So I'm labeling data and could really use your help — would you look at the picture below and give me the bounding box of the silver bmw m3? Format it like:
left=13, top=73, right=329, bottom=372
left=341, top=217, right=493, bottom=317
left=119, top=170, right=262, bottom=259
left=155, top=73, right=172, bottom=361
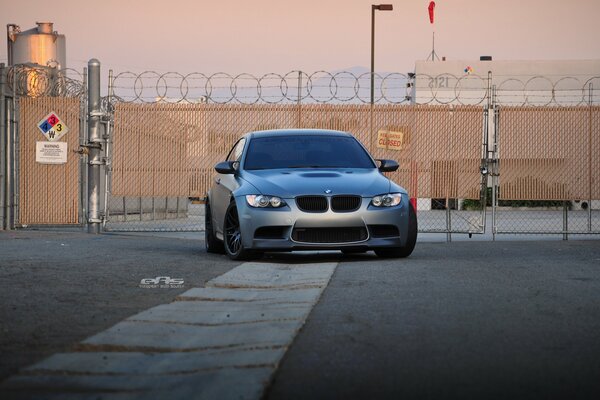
left=205, top=129, right=417, bottom=260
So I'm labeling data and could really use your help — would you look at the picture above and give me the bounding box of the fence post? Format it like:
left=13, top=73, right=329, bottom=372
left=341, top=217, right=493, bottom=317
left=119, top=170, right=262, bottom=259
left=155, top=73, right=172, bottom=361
left=563, top=201, right=568, bottom=240
left=103, top=69, right=114, bottom=229
left=297, top=70, right=302, bottom=127
left=0, top=63, right=6, bottom=230
left=588, top=83, right=593, bottom=232
left=4, top=65, right=16, bottom=230
left=79, top=67, right=88, bottom=226
left=87, top=59, right=105, bottom=233
left=488, top=74, right=499, bottom=241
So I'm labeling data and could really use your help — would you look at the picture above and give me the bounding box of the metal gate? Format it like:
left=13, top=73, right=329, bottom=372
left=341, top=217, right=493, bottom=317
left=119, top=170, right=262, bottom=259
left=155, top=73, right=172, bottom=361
left=104, top=101, right=489, bottom=233
left=1, top=65, right=86, bottom=229
left=101, top=69, right=599, bottom=237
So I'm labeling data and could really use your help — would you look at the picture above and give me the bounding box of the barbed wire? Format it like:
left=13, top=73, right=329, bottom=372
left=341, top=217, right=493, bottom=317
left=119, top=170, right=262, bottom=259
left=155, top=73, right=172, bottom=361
left=5, top=65, right=85, bottom=98
left=4, top=65, right=599, bottom=106
left=109, top=70, right=600, bottom=106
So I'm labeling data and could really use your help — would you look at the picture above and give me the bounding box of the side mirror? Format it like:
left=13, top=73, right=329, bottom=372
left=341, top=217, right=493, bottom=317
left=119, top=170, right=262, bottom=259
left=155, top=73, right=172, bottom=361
left=215, top=161, right=237, bottom=174
left=377, top=159, right=399, bottom=172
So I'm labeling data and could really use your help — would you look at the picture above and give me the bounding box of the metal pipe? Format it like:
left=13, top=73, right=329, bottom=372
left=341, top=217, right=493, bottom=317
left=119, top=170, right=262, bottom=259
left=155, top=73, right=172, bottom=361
left=103, top=69, right=114, bottom=229
left=5, top=66, right=14, bottom=229
left=297, top=70, right=302, bottom=127
left=446, top=199, right=452, bottom=242
left=87, top=59, right=103, bottom=233
left=0, top=63, right=6, bottom=230
left=563, top=201, right=568, bottom=240
left=370, top=5, right=375, bottom=106
left=588, top=83, right=593, bottom=232
left=12, top=76, right=19, bottom=226
left=78, top=67, right=88, bottom=226
left=102, top=112, right=111, bottom=229
left=369, top=5, right=392, bottom=152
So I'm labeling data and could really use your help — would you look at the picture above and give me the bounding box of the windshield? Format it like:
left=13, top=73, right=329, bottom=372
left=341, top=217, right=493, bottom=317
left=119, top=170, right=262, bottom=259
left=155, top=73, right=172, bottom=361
left=244, top=135, right=376, bottom=170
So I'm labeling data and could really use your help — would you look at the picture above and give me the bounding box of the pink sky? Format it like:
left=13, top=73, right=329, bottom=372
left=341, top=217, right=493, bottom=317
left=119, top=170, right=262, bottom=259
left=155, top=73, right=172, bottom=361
left=2, top=0, right=599, bottom=74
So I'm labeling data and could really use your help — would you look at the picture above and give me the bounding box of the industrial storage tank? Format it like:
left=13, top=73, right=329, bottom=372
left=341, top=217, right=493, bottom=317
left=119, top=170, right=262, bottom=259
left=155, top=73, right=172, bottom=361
left=6, top=22, right=69, bottom=96
left=7, top=22, right=66, bottom=69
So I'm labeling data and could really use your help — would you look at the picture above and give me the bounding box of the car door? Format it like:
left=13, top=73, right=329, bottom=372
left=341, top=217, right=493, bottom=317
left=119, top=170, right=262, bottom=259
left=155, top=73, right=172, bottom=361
left=212, top=138, right=246, bottom=238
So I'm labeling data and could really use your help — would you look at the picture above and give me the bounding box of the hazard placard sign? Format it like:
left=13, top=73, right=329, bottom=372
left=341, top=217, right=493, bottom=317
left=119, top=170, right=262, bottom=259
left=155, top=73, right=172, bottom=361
left=37, top=112, right=69, bottom=142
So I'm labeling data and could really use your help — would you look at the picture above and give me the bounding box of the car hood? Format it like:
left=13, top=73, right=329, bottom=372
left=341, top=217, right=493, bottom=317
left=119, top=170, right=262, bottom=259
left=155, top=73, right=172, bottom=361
left=240, top=168, right=393, bottom=198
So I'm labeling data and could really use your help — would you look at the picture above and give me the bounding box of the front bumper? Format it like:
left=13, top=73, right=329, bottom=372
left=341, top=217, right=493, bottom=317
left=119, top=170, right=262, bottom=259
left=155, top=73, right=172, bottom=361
left=235, top=194, right=411, bottom=251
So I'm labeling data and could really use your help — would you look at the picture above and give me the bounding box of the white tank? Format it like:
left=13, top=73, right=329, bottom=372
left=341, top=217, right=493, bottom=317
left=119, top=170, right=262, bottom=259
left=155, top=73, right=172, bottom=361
left=7, top=22, right=67, bottom=69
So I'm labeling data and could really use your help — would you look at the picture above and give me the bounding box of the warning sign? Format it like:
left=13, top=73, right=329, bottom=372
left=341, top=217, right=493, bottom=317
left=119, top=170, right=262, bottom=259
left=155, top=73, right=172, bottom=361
left=35, top=141, right=68, bottom=164
left=37, top=112, right=69, bottom=142
left=376, top=129, right=410, bottom=151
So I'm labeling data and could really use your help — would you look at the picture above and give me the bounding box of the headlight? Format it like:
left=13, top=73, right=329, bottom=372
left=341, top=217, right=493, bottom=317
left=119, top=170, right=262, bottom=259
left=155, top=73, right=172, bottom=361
left=245, top=195, right=286, bottom=208
left=371, top=193, right=402, bottom=207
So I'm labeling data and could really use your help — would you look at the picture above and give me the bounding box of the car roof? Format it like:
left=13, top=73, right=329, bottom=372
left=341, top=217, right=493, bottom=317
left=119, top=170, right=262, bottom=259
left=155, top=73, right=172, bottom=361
left=246, top=129, right=353, bottom=139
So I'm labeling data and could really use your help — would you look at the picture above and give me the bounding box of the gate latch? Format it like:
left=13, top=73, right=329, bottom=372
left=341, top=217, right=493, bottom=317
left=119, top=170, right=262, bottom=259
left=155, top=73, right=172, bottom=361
left=74, top=143, right=103, bottom=155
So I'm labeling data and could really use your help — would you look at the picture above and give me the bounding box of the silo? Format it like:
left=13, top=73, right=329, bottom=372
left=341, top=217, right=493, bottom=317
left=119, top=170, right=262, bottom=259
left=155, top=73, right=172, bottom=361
left=7, top=22, right=66, bottom=69
left=6, top=22, right=68, bottom=96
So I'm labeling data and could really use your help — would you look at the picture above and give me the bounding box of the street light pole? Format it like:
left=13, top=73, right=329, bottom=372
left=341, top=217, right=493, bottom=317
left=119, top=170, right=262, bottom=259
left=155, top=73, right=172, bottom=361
left=371, top=4, right=393, bottom=105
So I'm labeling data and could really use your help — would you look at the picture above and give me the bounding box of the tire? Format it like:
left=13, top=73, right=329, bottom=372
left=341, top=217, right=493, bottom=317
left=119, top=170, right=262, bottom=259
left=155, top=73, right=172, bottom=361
left=205, top=199, right=224, bottom=254
left=375, top=201, right=418, bottom=258
left=223, top=201, right=262, bottom=261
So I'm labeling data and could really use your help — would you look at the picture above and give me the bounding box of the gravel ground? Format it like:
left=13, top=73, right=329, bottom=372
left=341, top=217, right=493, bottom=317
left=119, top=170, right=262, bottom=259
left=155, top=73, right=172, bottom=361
left=0, top=229, right=240, bottom=381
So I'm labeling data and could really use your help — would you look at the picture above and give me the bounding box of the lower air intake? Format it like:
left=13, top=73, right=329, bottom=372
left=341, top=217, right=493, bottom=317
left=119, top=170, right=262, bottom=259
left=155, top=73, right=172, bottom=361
left=292, top=227, right=368, bottom=243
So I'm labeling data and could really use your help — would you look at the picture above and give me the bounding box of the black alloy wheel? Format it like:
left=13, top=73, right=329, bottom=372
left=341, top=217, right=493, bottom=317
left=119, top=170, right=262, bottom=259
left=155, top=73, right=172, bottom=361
left=223, top=202, right=262, bottom=260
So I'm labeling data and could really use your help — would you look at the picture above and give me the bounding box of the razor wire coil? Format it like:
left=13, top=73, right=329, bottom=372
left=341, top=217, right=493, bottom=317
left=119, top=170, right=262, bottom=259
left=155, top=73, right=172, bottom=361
left=5, top=65, right=599, bottom=106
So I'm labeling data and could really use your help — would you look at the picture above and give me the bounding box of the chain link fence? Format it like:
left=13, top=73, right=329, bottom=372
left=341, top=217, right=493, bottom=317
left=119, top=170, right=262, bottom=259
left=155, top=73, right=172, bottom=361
left=106, top=103, right=486, bottom=232
left=3, top=65, right=599, bottom=237
left=103, top=69, right=600, bottom=235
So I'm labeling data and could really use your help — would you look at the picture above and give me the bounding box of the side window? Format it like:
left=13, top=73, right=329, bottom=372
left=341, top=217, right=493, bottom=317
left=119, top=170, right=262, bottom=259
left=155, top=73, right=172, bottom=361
left=226, top=138, right=246, bottom=162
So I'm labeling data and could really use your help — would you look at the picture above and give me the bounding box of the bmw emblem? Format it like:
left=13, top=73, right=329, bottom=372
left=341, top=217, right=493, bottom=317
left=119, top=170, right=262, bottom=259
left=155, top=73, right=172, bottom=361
left=324, top=189, right=332, bottom=194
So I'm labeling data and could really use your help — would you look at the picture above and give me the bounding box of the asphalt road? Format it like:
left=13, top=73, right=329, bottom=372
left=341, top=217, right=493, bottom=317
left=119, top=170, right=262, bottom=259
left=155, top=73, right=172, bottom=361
left=267, top=241, right=600, bottom=400
left=0, top=230, right=241, bottom=381
left=1, top=230, right=599, bottom=399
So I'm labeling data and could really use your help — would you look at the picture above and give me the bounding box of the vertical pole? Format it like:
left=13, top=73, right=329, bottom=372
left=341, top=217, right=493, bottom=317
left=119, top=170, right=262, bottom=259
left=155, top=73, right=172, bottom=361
left=491, top=81, right=498, bottom=241
left=0, top=63, right=6, bottom=230
left=446, top=199, right=452, bottom=242
left=370, top=5, right=376, bottom=107
left=152, top=197, right=156, bottom=220
left=87, top=59, right=103, bottom=233
left=297, top=71, right=302, bottom=127
left=12, top=68, right=19, bottom=226
left=370, top=6, right=376, bottom=153
left=563, top=201, right=568, bottom=240
left=79, top=67, right=88, bottom=226
left=103, top=69, right=114, bottom=229
left=588, top=83, right=593, bottom=232
left=5, top=66, right=15, bottom=229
